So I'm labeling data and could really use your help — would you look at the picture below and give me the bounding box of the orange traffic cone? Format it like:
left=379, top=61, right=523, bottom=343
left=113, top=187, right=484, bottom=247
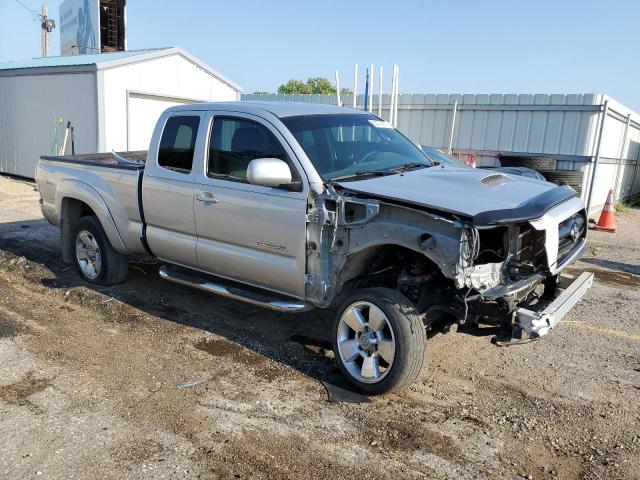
left=593, top=189, right=617, bottom=233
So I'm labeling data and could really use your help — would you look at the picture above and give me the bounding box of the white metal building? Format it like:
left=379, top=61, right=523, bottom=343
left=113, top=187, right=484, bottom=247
left=0, top=47, right=242, bottom=178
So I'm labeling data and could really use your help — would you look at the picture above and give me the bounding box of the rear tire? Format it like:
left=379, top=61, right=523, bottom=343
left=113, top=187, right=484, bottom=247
left=73, top=216, right=128, bottom=285
left=332, top=288, right=427, bottom=395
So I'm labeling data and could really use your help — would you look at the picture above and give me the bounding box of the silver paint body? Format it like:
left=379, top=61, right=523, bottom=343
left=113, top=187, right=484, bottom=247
left=36, top=101, right=588, bottom=308
left=337, top=165, right=558, bottom=217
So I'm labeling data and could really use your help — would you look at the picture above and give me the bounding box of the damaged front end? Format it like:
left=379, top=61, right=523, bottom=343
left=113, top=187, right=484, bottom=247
left=304, top=184, right=591, bottom=341
left=456, top=195, right=591, bottom=338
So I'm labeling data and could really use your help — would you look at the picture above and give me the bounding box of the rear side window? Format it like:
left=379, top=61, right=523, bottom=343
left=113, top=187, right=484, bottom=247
left=158, top=116, right=200, bottom=174
left=208, top=117, right=288, bottom=182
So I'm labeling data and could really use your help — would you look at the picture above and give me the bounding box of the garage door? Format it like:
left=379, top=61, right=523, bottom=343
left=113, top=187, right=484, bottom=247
left=127, top=93, right=203, bottom=151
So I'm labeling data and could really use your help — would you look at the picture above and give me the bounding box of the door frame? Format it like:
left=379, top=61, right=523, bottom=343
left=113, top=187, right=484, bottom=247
left=190, top=110, right=311, bottom=297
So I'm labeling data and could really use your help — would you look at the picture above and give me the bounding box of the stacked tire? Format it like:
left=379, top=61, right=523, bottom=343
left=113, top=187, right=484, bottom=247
left=538, top=170, right=584, bottom=196
left=498, top=156, right=583, bottom=195
left=499, top=156, right=557, bottom=171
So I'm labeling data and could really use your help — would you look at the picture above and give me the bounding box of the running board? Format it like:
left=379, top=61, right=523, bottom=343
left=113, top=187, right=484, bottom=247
left=158, top=264, right=312, bottom=313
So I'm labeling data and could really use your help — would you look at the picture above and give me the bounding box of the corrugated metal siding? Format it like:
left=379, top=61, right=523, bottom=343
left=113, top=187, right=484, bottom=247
left=244, top=93, right=603, bottom=158
left=0, top=73, right=97, bottom=178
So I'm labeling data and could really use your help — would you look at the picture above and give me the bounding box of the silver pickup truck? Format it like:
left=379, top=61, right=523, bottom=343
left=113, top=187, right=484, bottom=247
left=36, top=102, right=593, bottom=394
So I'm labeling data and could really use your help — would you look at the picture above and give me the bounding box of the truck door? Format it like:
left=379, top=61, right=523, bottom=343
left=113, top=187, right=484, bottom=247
left=142, top=113, right=205, bottom=268
left=192, top=112, right=308, bottom=298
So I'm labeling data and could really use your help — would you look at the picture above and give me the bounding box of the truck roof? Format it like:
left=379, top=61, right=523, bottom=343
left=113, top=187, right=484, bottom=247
left=165, top=101, right=368, bottom=118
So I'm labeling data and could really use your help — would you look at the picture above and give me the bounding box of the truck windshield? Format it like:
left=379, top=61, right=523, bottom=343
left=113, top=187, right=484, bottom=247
left=281, top=114, right=432, bottom=181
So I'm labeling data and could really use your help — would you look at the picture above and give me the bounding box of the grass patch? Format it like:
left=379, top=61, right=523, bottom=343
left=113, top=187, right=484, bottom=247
left=615, top=196, right=640, bottom=212
left=615, top=202, right=628, bottom=212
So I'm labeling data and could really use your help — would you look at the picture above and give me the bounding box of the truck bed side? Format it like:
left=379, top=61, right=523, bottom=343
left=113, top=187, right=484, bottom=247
left=36, top=152, right=148, bottom=259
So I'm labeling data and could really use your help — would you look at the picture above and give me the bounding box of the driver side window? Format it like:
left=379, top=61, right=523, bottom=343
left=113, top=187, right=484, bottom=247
left=208, top=117, right=288, bottom=182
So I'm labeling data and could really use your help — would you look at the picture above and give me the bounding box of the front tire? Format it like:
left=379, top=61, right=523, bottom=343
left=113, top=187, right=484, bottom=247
left=73, top=215, right=128, bottom=285
left=332, top=288, right=427, bottom=395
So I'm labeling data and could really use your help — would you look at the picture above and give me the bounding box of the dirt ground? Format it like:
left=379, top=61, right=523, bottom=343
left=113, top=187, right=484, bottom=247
left=0, top=174, right=639, bottom=480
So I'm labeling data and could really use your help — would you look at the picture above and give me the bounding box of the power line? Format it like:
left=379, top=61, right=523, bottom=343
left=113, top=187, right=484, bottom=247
left=13, top=0, right=41, bottom=21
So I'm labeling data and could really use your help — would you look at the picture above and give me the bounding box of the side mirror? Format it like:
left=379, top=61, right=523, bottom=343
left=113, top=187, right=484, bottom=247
left=246, top=158, right=292, bottom=188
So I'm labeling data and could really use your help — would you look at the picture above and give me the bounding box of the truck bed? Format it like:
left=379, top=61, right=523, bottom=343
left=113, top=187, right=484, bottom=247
left=40, top=151, right=147, bottom=170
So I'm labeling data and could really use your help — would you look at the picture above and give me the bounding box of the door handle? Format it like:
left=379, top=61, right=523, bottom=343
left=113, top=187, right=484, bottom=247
left=196, top=192, right=218, bottom=203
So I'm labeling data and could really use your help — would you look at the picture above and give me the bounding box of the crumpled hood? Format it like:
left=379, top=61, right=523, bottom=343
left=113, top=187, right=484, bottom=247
left=335, top=166, right=578, bottom=224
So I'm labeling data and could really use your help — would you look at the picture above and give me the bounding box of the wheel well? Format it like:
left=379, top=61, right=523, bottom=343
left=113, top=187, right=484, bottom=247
left=60, top=198, right=96, bottom=263
left=337, top=245, right=443, bottom=295
left=336, top=244, right=458, bottom=321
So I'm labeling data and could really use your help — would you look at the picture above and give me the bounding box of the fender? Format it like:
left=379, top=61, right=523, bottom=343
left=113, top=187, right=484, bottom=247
left=55, top=179, right=128, bottom=256
left=304, top=193, right=464, bottom=307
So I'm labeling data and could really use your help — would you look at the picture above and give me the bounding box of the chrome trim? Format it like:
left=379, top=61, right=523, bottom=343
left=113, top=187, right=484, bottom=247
left=528, top=196, right=584, bottom=274
left=516, top=272, right=594, bottom=338
left=158, top=264, right=312, bottom=313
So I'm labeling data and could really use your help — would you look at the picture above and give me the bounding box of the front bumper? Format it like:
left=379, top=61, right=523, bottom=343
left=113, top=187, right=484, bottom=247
left=515, top=272, right=594, bottom=338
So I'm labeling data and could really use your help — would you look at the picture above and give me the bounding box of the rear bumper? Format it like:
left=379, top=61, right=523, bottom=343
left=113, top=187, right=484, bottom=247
left=515, top=272, right=594, bottom=338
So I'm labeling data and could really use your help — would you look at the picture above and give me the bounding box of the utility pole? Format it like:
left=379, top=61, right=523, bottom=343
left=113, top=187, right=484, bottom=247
left=40, top=4, right=56, bottom=58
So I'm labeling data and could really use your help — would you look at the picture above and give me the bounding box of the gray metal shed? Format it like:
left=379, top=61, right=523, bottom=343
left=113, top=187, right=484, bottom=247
left=0, top=47, right=242, bottom=179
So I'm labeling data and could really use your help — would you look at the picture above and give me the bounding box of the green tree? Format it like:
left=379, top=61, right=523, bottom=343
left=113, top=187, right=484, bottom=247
left=252, top=91, right=271, bottom=95
left=306, top=77, right=336, bottom=94
left=278, top=79, right=312, bottom=94
left=277, top=77, right=350, bottom=95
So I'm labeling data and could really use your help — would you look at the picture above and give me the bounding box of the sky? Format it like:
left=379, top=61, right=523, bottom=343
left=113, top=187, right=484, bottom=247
left=1, top=0, right=640, bottom=110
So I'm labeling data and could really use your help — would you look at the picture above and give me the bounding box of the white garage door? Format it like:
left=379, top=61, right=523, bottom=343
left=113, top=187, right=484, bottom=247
left=127, top=93, right=203, bottom=151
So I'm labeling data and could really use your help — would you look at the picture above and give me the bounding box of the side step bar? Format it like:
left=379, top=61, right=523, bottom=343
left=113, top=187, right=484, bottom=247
left=158, top=264, right=312, bottom=313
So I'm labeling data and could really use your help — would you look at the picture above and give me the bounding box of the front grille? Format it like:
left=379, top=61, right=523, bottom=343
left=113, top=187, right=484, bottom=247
left=557, top=210, right=586, bottom=263
left=515, top=224, right=546, bottom=269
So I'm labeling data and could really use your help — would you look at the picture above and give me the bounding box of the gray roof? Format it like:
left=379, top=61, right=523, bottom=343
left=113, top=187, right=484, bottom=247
left=168, top=101, right=367, bottom=118
left=0, top=47, right=242, bottom=91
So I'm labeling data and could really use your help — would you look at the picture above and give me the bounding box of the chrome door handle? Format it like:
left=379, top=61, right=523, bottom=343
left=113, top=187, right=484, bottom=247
left=196, top=192, right=218, bottom=203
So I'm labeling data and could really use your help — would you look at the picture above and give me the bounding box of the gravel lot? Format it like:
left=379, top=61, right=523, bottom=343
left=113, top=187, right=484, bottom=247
left=1, top=174, right=639, bottom=480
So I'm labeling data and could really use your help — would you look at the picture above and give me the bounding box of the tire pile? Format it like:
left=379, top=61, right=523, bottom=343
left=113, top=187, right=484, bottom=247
left=499, top=156, right=583, bottom=195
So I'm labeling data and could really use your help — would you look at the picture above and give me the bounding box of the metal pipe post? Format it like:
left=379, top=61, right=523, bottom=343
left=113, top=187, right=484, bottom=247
left=394, top=66, right=400, bottom=127
left=378, top=66, right=383, bottom=117
left=335, top=70, right=341, bottom=107
left=368, top=64, right=374, bottom=113
left=364, top=68, right=369, bottom=111
left=612, top=114, right=631, bottom=199
left=447, top=100, right=458, bottom=154
left=389, top=66, right=397, bottom=125
left=352, top=64, right=358, bottom=109
left=586, top=100, right=609, bottom=218
left=630, top=136, right=640, bottom=199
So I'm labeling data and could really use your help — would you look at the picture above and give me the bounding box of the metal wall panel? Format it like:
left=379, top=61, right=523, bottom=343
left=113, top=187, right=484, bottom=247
left=0, top=72, right=97, bottom=178
left=244, top=92, right=602, bottom=156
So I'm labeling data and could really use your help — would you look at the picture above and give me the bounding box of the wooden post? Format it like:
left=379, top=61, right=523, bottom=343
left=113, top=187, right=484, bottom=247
left=41, top=4, right=49, bottom=57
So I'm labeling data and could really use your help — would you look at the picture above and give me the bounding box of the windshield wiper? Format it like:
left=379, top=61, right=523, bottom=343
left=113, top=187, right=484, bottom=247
left=330, top=170, right=394, bottom=183
left=389, top=162, right=432, bottom=173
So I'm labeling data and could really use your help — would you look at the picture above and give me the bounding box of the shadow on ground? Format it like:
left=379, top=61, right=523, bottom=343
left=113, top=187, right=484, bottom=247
left=0, top=223, right=368, bottom=395
left=0, top=218, right=503, bottom=395
left=579, top=257, right=640, bottom=275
